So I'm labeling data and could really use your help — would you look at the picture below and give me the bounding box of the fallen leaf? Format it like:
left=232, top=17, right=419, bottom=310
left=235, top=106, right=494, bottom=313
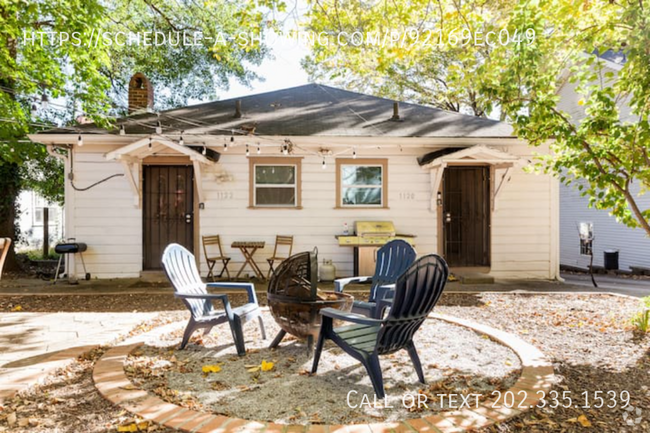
left=6, top=413, right=15, bottom=426
left=10, top=305, right=22, bottom=312
left=577, top=414, right=592, bottom=427
left=201, top=365, right=221, bottom=374
left=260, top=360, right=274, bottom=372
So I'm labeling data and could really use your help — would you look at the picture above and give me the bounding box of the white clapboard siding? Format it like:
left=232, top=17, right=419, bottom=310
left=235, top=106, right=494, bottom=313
left=68, top=152, right=143, bottom=278
left=560, top=183, right=650, bottom=271
left=66, top=141, right=557, bottom=280
left=557, top=62, right=650, bottom=271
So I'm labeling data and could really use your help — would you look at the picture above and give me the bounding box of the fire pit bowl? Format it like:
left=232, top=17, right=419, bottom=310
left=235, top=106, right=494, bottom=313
left=267, top=248, right=354, bottom=349
left=269, top=291, right=353, bottom=340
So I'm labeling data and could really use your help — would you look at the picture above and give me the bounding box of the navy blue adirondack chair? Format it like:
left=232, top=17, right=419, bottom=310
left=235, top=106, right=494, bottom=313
left=335, top=239, right=416, bottom=318
left=161, top=243, right=266, bottom=355
left=312, top=254, right=449, bottom=399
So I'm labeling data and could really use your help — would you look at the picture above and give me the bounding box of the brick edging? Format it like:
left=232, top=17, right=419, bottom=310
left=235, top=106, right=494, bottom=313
left=93, top=316, right=554, bottom=432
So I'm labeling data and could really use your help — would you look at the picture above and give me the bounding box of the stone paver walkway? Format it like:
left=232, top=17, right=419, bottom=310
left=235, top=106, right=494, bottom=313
left=0, top=312, right=155, bottom=403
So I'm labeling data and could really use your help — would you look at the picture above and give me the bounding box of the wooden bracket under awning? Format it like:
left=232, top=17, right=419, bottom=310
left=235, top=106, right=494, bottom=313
left=104, top=135, right=217, bottom=208
left=421, top=145, right=529, bottom=212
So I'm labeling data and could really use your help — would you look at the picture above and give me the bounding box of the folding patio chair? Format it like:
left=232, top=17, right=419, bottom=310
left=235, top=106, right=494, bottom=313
left=202, top=235, right=231, bottom=281
left=266, top=235, right=294, bottom=278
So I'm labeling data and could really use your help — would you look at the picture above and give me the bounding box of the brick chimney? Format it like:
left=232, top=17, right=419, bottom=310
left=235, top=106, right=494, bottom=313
left=128, top=72, right=154, bottom=113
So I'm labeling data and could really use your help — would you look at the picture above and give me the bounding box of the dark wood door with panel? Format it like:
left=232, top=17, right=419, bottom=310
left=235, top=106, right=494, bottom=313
left=143, top=165, right=194, bottom=270
left=442, top=166, right=490, bottom=267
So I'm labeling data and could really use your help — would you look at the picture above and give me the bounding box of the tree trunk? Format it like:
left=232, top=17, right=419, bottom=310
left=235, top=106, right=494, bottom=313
left=0, top=163, right=21, bottom=272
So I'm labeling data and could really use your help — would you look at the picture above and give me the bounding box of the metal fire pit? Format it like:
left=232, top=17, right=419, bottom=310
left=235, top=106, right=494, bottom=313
left=267, top=248, right=353, bottom=350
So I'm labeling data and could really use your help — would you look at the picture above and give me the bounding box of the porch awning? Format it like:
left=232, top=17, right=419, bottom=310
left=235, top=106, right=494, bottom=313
left=420, top=145, right=529, bottom=212
left=104, top=136, right=218, bottom=207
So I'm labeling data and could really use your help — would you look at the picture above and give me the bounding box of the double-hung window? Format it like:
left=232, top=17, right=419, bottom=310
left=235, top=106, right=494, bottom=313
left=336, top=159, right=388, bottom=208
left=249, top=157, right=302, bottom=208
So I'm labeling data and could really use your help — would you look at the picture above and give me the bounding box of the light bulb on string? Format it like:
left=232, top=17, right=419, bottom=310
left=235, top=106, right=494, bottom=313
left=257, top=143, right=261, bottom=154
left=352, top=147, right=357, bottom=159
left=156, top=120, right=162, bottom=134
left=245, top=144, right=250, bottom=156
left=77, top=135, right=83, bottom=147
left=230, top=130, right=235, bottom=143
left=322, top=158, right=327, bottom=169
left=202, top=146, right=207, bottom=156
left=119, top=125, right=125, bottom=136
left=283, top=144, right=288, bottom=155
left=179, top=132, right=184, bottom=146
left=41, top=94, right=49, bottom=109
left=148, top=136, right=152, bottom=149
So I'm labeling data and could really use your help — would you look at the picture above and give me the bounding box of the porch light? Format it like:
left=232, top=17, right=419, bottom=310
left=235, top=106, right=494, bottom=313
left=77, top=135, right=83, bottom=147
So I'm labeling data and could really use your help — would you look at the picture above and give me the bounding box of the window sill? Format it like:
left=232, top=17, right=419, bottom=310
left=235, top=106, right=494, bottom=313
left=334, top=206, right=390, bottom=210
left=247, top=206, right=303, bottom=210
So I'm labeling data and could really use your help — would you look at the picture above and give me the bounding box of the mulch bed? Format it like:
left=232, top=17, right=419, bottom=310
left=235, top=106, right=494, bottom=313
left=0, top=292, right=648, bottom=432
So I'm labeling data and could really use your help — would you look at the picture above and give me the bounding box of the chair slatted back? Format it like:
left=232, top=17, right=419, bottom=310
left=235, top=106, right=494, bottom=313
left=370, top=240, right=416, bottom=302
left=162, top=243, right=212, bottom=319
left=203, top=235, right=225, bottom=258
left=272, top=235, right=294, bottom=258
left=377, top=254, right=448, bottom=354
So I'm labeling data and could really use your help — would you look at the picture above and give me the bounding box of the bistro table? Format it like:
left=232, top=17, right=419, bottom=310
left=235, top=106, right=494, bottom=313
left=231, top=241, right=266, bottom=280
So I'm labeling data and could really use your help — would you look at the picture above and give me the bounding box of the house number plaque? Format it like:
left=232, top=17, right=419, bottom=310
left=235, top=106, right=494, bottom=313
left=215, top=191, right=234, bottom=200
left=399, top=192, right=416, bottom=200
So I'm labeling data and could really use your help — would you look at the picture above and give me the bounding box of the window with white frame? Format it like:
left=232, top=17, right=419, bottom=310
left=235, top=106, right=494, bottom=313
left=337, top=159, right=388, bottom=208
left=249, top=157, right=302, bottom=208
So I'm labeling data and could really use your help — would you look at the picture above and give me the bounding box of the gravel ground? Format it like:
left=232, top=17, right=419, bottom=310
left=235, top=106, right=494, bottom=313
left=126, top=311, right=520, bottom=425
left=1, top=292, right=648, bottom=432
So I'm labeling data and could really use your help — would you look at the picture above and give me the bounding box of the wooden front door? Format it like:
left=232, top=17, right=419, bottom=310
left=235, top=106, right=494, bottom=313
left=143, top=165, right=194, bottom=270
left=443, top=166, right=490, bottom=267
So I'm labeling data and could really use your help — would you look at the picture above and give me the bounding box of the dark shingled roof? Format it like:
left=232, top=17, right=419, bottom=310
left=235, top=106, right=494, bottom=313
left=43, top=84, right=514, bottom=138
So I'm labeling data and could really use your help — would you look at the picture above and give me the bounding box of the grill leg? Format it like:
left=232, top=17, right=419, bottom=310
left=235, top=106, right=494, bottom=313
left=307, top=335, right=314, bottom=352
left=269, top=329, right=286, bottom=349
left=53, top=255, right=64, bottom=284
left=79, top=252, right=88, bottom=275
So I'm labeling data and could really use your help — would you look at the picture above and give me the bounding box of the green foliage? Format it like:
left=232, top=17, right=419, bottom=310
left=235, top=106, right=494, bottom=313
left=630, top=296, right=650, bottom=333
left=22, top=249, right=60, bottom=261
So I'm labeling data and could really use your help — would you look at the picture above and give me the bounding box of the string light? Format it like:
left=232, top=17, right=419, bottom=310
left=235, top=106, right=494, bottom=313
left=322, top=158, right=327, bottom=169
left=352, top=147, right=357, bottom=159
left=230, top=130, right=235, bottom=143
left=148, top=136, right=152, bottom=149
left=245, top=144, right=250, bottom=156
left=179, top=132, right=184, bottom=146
left=156, top=120, right=162, bottom=134
left=202, top=145, right=207, bottom=156
left=256, top=143, right=261, bottom=154
left=283, top=144, right=288, bottom=155
left=77, top=134, right=83, bottom=147
left=119, top=125, right=125, bottom=136
left=223, top=137, right=228, bottom=151
left=41, top=94, right=49, bottom=109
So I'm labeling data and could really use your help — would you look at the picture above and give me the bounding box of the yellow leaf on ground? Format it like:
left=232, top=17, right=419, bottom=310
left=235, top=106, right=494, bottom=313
left=11, top=305, right=22, bottom=312
left=202, top=365, right=221, bottom=374
left=577, top=414, right=592, bottom=427
left=261, top=360, right=274, bottom=372
left=117, top=423, right=138, bottom=432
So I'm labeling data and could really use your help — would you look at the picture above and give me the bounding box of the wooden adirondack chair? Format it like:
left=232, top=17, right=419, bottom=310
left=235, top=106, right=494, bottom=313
left=312, top=254, right=449, bottom=399
left=0, top=238, right=11, bottom=281
left=335, top=239, right=416, bottom=318
left=161, top=243, right=266, bottom=355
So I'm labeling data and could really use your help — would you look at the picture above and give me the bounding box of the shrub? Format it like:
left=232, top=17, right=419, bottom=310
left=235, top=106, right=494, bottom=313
left=631, top=296, right=650, bottom=333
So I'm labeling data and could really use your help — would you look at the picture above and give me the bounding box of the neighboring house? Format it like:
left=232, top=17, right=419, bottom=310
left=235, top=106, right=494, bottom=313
left=557, top=51, right=650, bottom=272
left=17, top=190, right=64, bottom=253
left=29, top=77, right=560, bottom=280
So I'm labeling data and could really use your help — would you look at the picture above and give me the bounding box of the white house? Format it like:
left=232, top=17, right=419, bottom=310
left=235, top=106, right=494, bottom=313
left=16, top=190, right=64, bottom=253
left=557, top=51, right=650, bottom=272
left=29, top=79, right=560, bottom=280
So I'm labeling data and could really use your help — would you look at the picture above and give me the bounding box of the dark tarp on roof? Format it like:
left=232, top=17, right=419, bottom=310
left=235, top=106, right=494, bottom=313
left=416, top=147, right=470, bottom=166
left=43, top=84, right=514, bottom=139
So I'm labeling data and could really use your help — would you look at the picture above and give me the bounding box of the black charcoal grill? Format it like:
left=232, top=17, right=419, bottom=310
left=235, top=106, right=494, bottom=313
left=267, top=248, right=353, bottom=350
left=54, top=241, right=90, bottom=283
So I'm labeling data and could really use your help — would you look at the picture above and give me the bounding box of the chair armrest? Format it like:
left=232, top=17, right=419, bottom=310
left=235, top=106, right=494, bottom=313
left=175, top=292, right=235, bottom=319
left=334, top=276, right=373, bottom=293
left=375, top=283, right=396, bottom=301
left=206, top=282, right=258, bottom=305
left=319, top=308, right=383, bottom=326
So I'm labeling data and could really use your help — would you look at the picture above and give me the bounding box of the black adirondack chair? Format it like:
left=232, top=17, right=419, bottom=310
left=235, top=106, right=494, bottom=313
left=312, top=254, right=449, bottom=399
left=161, top=243, right=266, bottom=355
left=335, top=239, right=416, bottom=318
